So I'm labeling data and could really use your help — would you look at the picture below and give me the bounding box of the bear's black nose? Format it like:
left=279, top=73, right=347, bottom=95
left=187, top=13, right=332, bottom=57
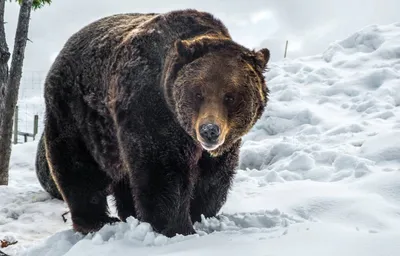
left=199, top=123, right=220, bottom=143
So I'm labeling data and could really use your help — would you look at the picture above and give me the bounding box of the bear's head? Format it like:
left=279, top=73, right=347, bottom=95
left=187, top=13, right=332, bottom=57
left=163, top=35, right=270, bottom=156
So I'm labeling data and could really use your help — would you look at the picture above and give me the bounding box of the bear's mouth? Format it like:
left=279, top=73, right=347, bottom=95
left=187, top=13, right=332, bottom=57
left=199, top=140, right=224, bottom=151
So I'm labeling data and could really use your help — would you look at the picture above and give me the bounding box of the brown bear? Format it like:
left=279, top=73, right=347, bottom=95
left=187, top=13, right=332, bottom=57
left=36, top=9, right=270, bottom=238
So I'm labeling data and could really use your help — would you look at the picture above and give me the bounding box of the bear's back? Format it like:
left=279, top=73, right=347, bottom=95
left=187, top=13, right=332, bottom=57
left=66, top=13, right=158, bottom=50
left=52, top=13, right=160, bottom=70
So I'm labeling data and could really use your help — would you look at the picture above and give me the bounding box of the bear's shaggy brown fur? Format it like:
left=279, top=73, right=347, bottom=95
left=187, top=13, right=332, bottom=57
left=35, top=133, right=63, bottom=200
left=36, top=9, right=270, bottom=237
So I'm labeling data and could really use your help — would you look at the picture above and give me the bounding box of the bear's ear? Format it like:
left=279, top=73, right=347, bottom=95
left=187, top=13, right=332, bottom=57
left=254, top=48, right=270, bottom=71
left=174, top=40, right=195, bottom=62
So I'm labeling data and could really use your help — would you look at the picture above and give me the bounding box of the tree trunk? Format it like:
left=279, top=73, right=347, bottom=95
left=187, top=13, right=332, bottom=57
left=0, top=0, right=10, bottom=96
left=0, top=0, right=10, bottom=186
left=0, top=0, right=10, bottom=122
left=0, top=0, right=33, bottom=185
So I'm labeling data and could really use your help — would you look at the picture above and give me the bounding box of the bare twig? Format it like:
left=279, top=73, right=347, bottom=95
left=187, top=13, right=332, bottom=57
left=62, top=211, right=70, bottom=223
left=0, top=239, right=18, bottom=248
left=0, top=250, right=10, bottom=256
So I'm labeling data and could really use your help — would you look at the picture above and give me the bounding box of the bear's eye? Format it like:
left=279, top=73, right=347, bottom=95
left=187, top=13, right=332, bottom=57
left=224, top=93, right=235, bottom=104
left=195, top=93, right=203, bottom=100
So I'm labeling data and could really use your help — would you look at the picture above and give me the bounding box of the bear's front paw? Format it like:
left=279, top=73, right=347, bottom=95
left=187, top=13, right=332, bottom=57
left=161, top=224, right=196, bottom=238
left=72, top=215, right=120, bottom=234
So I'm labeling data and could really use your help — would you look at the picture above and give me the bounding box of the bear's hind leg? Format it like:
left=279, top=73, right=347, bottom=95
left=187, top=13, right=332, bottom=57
left=35, top=133, right=63, bottom=200
left=44, top=116, right=118, bottom=234
left=112, top=176, right=137, bottom=221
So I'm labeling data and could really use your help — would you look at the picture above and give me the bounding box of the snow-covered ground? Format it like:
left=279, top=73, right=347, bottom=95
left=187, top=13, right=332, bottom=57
left=2, top=22, right=400, bottom=256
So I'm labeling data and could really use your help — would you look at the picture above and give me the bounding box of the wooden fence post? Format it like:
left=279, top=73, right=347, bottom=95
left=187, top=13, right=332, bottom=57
left=284, top=40, right=288, bottom=58
left=33, top=114, right=38, bottom=140
left=13, top=105, right=18, bottom=144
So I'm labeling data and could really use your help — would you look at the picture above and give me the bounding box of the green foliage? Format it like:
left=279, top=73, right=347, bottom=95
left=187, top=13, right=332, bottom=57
left=11, top=0, right=52, bottom=10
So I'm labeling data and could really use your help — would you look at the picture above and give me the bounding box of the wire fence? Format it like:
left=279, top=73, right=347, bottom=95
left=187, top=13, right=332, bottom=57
left=13, top=71, right=47, bottom=144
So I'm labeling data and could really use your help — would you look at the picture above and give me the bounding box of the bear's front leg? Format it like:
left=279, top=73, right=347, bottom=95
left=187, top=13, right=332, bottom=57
left=112, top=176, right=137, bottom=222
left=190, top=140, right=240, bottom=223
left=125, top=143, right=200, bottom=238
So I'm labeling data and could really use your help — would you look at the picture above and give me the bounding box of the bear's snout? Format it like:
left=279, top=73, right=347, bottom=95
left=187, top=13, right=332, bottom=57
left=198, top=122, right=224, bottom=151
left=199, top=123, right=220, bottom=143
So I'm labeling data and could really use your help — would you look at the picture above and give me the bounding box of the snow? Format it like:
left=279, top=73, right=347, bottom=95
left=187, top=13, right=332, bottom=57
left=2, top=22, right=400, bottom=256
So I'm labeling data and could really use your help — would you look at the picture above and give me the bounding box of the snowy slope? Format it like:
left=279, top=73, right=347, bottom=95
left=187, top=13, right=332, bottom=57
left=2, top=22, right=400, bottom=256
